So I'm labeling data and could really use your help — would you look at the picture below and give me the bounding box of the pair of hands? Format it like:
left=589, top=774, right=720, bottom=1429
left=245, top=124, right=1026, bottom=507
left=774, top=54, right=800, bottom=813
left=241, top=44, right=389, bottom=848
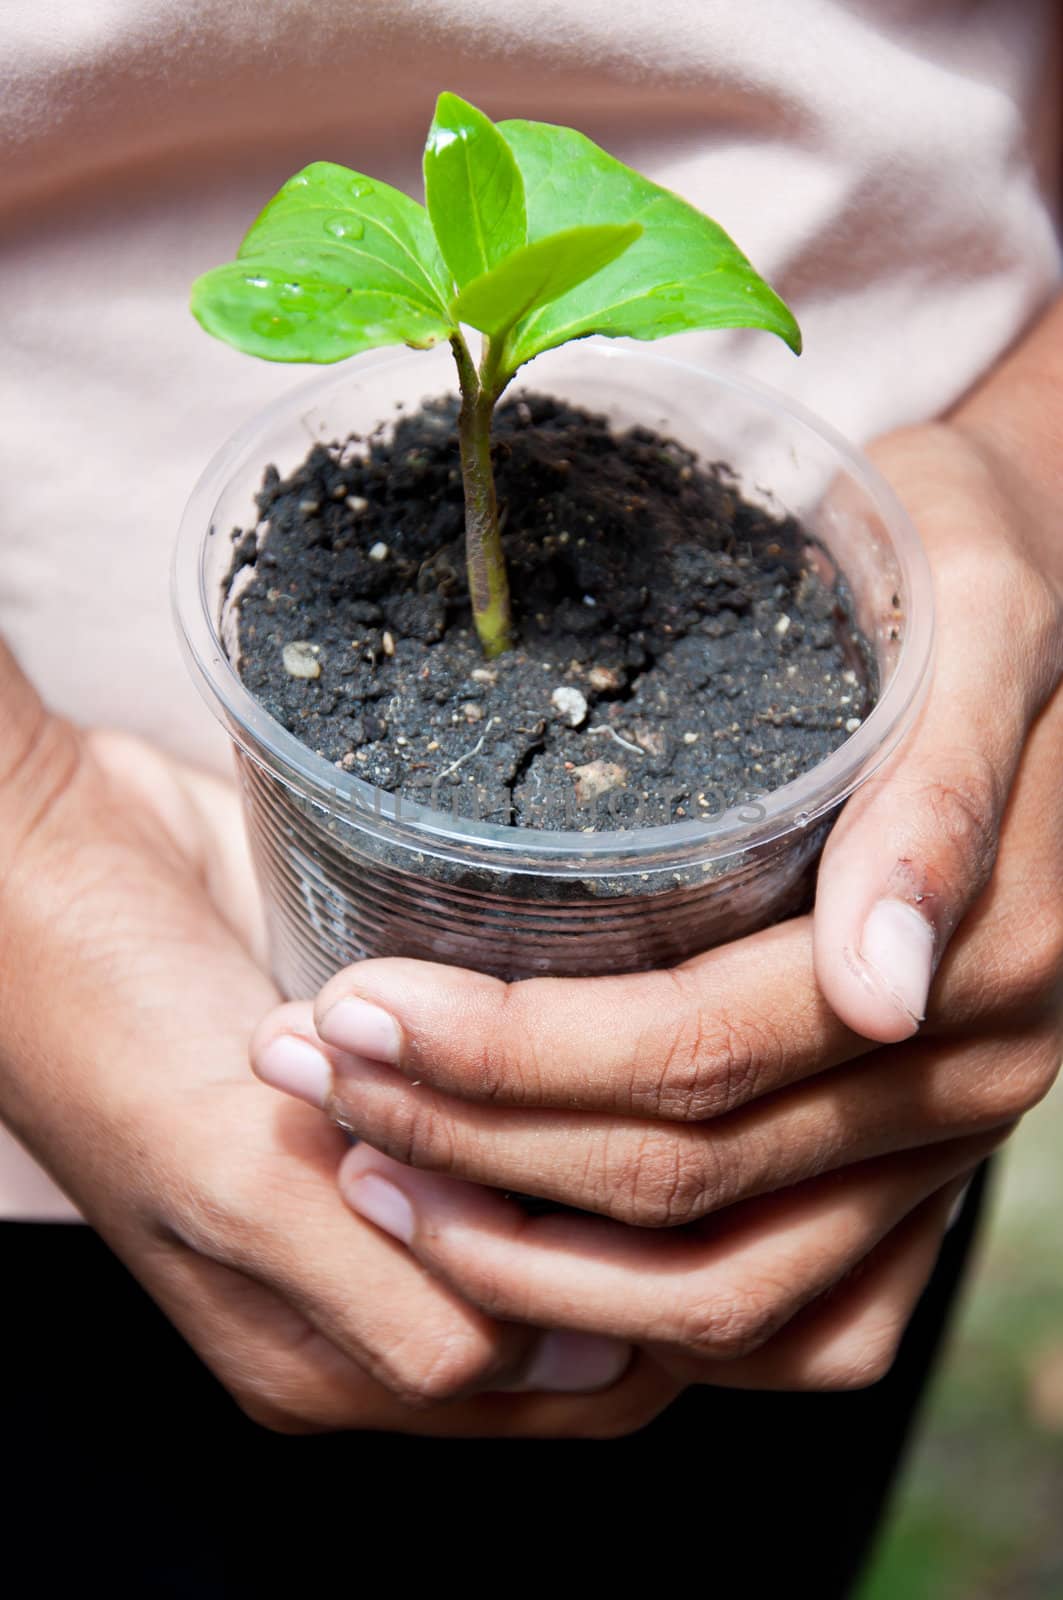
left=0, top=404, right=1060, bottom=1438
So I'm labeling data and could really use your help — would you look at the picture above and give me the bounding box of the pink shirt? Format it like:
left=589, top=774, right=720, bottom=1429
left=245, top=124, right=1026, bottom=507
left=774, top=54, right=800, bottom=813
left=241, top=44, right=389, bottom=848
left=1, top=0, right=1060, bottom=1217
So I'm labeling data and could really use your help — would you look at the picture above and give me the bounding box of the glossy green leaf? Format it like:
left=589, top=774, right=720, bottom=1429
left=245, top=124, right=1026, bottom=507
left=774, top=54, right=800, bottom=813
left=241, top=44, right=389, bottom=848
left=191, top=255, right=454, bottom=363
left=424, top=92, right=526, bottom=291
left=191, top=162, right=456, bottom=362
left=496, top=119, right=801, bottom=369
left=454, top=223, right=642, bottom=340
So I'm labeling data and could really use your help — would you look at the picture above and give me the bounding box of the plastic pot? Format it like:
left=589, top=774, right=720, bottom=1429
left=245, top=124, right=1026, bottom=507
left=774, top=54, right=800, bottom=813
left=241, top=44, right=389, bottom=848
left=173, top=341, right=933, bottom=994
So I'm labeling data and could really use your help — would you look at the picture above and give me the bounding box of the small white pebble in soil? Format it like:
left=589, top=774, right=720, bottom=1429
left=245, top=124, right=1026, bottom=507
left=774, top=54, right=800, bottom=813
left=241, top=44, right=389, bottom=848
left=382, top=630, right=396, bottom=656
left=282, top=641, right=322, bottom=679
left=471, top=667, right=497, bottom=684
left=368, top=541, right=389, bottom=561
left=427, top=739, right=439, bottom=751
left=297, top=499, right=321, bottom=515
left=396, top=735, right=408, bottom=745
left=774, top=613, right=791, bottom=635
left=845, top=717, right=862, bottom=733
left=571, top=759, right=626, bottom=806
left=682, top=731, right=699, bottom=745
left=582, top=594, right=597, bottom=607
left=587, top=665, right=623, bottom=693
left=551, top=686, right=589, bottom=728
left=346, top=494, right=369, bottom=513
left=461, top=702, right=484, bottom=722
left=843, top=669, right=858, bottom=685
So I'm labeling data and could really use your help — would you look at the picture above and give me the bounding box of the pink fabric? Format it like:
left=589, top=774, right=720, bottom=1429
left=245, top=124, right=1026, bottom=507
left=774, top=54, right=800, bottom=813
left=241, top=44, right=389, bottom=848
left=1, top=0, right=1060, bottom=1218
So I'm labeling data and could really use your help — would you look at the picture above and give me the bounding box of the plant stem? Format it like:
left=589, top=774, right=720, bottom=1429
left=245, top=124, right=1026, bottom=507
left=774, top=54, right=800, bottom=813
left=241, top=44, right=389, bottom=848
left=450, top=333, right=513, bottom=658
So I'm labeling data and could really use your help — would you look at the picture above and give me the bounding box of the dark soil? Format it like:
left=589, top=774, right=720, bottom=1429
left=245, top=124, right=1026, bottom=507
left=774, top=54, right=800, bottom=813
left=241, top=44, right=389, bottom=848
left=229, top=392, right=875, bottom=832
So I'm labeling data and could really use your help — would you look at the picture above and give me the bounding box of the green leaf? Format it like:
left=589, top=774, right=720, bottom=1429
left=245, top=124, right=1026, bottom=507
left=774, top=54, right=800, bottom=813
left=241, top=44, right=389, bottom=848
left=191, top=256, right=453, bottom=363
left=191, top=161, right=456, bottom=363
left=424, top=92, right=526, bottom=291
left=454, top=223, right=642, bottom=340
left=496, top=119, right=802, bottom=369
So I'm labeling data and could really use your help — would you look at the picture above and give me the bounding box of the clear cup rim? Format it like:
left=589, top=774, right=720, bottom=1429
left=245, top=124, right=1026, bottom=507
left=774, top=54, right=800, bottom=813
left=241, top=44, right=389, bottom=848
left=172, top=339, right=934, bottom=877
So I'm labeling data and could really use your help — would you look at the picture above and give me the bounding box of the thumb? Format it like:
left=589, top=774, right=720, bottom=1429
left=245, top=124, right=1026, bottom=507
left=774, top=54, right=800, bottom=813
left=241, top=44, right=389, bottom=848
left=812, top=725, right=1006, bottom=1043
left=813, top=430, right=1056, bottom=1043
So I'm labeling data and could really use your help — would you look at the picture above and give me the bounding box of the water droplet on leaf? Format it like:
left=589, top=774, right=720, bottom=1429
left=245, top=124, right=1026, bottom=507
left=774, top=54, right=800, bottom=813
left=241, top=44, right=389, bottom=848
left=349, top=180, right=374, bottom=199
left=324, top=215, right=365, bottom=240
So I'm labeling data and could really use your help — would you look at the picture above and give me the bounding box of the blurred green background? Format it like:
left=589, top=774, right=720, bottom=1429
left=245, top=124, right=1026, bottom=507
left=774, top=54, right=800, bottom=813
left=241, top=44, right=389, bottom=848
left=860, top=1077, right=1063, bottom=1599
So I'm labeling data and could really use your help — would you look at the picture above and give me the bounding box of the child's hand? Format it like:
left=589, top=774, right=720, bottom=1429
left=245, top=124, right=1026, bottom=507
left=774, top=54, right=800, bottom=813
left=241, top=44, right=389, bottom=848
left=0, top=644, right=673, bottom=1436
left=252, top=412, right=1063, bottom=1390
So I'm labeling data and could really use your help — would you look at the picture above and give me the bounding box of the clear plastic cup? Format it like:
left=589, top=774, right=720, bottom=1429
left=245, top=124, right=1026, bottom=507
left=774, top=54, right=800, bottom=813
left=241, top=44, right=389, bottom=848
left=173, top=340, right=933, bottom=994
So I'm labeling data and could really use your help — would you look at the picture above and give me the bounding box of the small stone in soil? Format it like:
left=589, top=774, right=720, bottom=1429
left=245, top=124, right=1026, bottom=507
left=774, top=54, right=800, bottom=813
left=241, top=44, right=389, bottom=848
left=551, top=686, right=589, bottom=727
left=281, top=640, right=322, bottom=679
left=572, top=759, right=627, bottom=805
left=587, top=665, right=625, bottom=693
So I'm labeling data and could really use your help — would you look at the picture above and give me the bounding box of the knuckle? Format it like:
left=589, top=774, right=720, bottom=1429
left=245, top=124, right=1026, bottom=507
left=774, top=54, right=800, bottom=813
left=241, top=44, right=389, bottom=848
left=378, top=1326, right=501, bottom=1407
left=221, top=1353, right=348, bottom=1436
left=648, top=989, right=765, bottom=1122
left=633, top=967, right=775, bottom=1123
left=672, top=1278, right=786, bottom=1361
left=817, top=1326, right=902, bottom=1392
left=613, top=1130, right=719, bottom=1228
left=230, top=1389, right=326, bottom=1435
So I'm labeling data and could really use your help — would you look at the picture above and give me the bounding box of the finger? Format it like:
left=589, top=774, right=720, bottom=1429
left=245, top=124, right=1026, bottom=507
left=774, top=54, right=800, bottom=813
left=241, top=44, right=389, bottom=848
left=167, top=1077, right=631, bottom=1409
left=296, top=921, right=865, bottom=1124
left=335, top=1132, right=1006, bottom=1361
left=140, top=1240, right=666, bottom=1437
left=253, top=1003, right=1053, bottom=1225
left=814, top=429, right=1063, bottom=1043
left=698, top=1176, right=970, bottom=1390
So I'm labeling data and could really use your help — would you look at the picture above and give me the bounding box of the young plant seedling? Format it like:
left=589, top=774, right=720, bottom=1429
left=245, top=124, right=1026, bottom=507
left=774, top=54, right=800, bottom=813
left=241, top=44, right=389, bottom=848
left=192, top=93, right=801, bottom=658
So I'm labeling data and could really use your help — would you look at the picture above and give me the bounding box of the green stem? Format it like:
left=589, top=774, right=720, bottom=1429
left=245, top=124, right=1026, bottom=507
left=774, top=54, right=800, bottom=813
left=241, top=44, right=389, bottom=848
left=451, top=333, right=513, bottom=658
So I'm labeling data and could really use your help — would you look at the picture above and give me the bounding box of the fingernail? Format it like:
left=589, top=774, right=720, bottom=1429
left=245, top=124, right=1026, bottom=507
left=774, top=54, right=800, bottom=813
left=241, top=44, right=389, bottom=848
left=318, top=998, right=401, bottom=1064
left=253, top=1034, right=331, bottom=1108
left=516, top=1332, right=632, bottom=1393
left=345, top=1172, right=416, bottom=1245
left=860, top=898, right=935, bottom=1024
